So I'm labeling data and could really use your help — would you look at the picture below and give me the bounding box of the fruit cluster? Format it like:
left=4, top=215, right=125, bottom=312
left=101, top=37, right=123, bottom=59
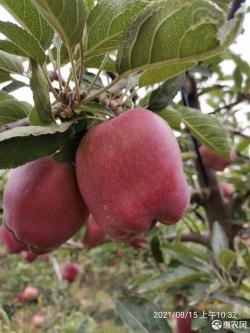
left=1, top=108, right=196, bottom=255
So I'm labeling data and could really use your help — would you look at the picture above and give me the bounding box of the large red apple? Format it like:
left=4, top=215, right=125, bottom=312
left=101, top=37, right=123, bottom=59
left=199, top=145, right=237, bottom=171
left=76, top=109, right=190, bottom=240
left=83, top=216, right=107, bottom=249
left=62, top=262, right=80, bottom=283
left=3, top=157, right=89, bottom=254
left=0, top=225, right=26, bottom=254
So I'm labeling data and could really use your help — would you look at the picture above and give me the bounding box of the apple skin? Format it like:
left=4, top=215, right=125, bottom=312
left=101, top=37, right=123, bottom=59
left=199, top=145, right=237, bottom=171
left=22, top=250, right=38, bottom=263
left=83, top=216, right=107, bottom=249
left=76, top=109, right=190, bottom=240
left=176, top=317, right=195, bottom=333
left=3, top=157, right=89, bottom=254
left=62, top=262, right=80, bottom=283
left=220, top=182, right=234, bottom=198
left=0, top=225, right=26, bottom=254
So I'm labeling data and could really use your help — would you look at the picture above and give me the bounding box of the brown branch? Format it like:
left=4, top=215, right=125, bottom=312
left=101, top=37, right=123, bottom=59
left=0, top=118, right=30, bottom=134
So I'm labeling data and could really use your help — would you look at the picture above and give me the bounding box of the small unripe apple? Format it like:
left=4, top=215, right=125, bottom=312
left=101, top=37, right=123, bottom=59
left=3, top=157, right=89, bottom=254
left=220, top=182, right=234, bottom=198
left=32, top=314, right=45, bottom=328
left=176, top=316, right=195, bottom=333
left=22, top=286, right=39, bottom=301
left=0, top=225, right=26, bottom=254
left=62, top=262, right=80, bottom=283
left=199, top=145, right=237, bottom=171
left=22, top=250, right=38, bottom=263
left=82, top=216, right=106, bottom=249
left=76, top=109, right=190, bottom=240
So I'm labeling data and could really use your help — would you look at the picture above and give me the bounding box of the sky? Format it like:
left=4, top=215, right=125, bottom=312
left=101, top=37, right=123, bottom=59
left=0, top=1, right=250, bottom=106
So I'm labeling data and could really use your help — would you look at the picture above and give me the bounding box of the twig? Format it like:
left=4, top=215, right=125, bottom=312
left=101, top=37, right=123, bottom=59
left=86, top=53, right=110, bottom=95
left=56, top=41, right=63, bottom=92
left=68, top=47, right=80, bottom=101
left=78, top=40, right=85, bottom=87
left=42, top=65, right=60, bottom=101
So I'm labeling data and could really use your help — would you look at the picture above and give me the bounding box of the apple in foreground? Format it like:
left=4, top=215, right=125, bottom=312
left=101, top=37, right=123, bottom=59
left=3, top=157, right=89, bottom=254
left=76, top=109, right=190, bottom=240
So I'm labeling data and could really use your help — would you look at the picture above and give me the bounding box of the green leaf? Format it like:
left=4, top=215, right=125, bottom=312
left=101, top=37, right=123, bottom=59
left=236, top=137, right=250, bottom=153
left=86, top=0, right=149, bottom=58
left=158, top=107, right=182, bottom=131
left=233, top=66, right=243, bottom=91
left=0, top=49, right=23, bottom=74
left=138, top=267, right=210, bottom=293
left=0, top=0, right=54, bottom=49
left=218, top=248, right=236, bottom=271
left=139, top=63, right=195, bottom=87
left=0, top=22, right=46, bottom=65
left=180, top=107, right=232, bottom=159
left=0, top=69, right=11, bottom=83
left=86, top=0, right=95, bottom=14
left=31, top=0, right=87, bottom=49
left=148, top=75, right=184, bottom=111
left=0, top=90, right=15, bottom=101
left=84, top=54, right=116, bottom=72
left=0, top=131, right=70, bottom=169
left=116, top=0, right=243, bottom=83
left=150, top=236, right=164, bottom=264
left=163, top=243, right=210, bottom=263
left=0, top=122, right=73, bottom=168
left=75, top=102, right=114, bottom=118
left=116, top=297, right=172, bottom=333
left=0, top=100, right=32, bottom=125
left=29, top=59, right=55, bottom=124
left=0, top=39, right=28, bottom=57
left=2, top=80, right=27, bottom=93
left=211, top=0, right=230, bottom=12
left=211, top=222, right=229, bottom=259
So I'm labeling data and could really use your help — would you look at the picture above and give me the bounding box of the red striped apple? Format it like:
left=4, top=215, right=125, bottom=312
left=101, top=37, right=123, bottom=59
left=76, top=109, right=190, bottom=240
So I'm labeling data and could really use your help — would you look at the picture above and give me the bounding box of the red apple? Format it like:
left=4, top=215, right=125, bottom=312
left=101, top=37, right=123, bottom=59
left=82, top=216, right=106, bottom=249
left=76, top=109, right=190, bottom=240
left=22, top=286, right=39, bottom=301
left=3, top=157, right=89, bottom=254
left=220, top=182, right=234, bottom=198
left=176, top=316, right=195, bottom=333
left=32, top=314, right=45, bottom=328
left=22, top=250, right=38, bottom=262
left=0, top=225, right=26, bottom=254
left=111, top=258, right=119, bottom=266
left=199, top=145, right=237, bottom=171
left=62, top=262, right=80, bottom=283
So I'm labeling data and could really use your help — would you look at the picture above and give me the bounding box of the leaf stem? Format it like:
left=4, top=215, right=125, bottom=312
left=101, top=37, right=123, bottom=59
left=57, top=41, right=63, bottom=92
left=82, top=74, right=125, bottom=105
left=68, top=47, right=80, bottom=101
left=86, top=53, right=110, bottom=95
left=42, top=65, right=60, bottom=101
left=78, top=40, right=85, bottom=88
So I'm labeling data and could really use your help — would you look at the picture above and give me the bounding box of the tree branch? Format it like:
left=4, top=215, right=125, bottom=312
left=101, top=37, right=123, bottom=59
left=164, top=232, right=211, bottom=248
